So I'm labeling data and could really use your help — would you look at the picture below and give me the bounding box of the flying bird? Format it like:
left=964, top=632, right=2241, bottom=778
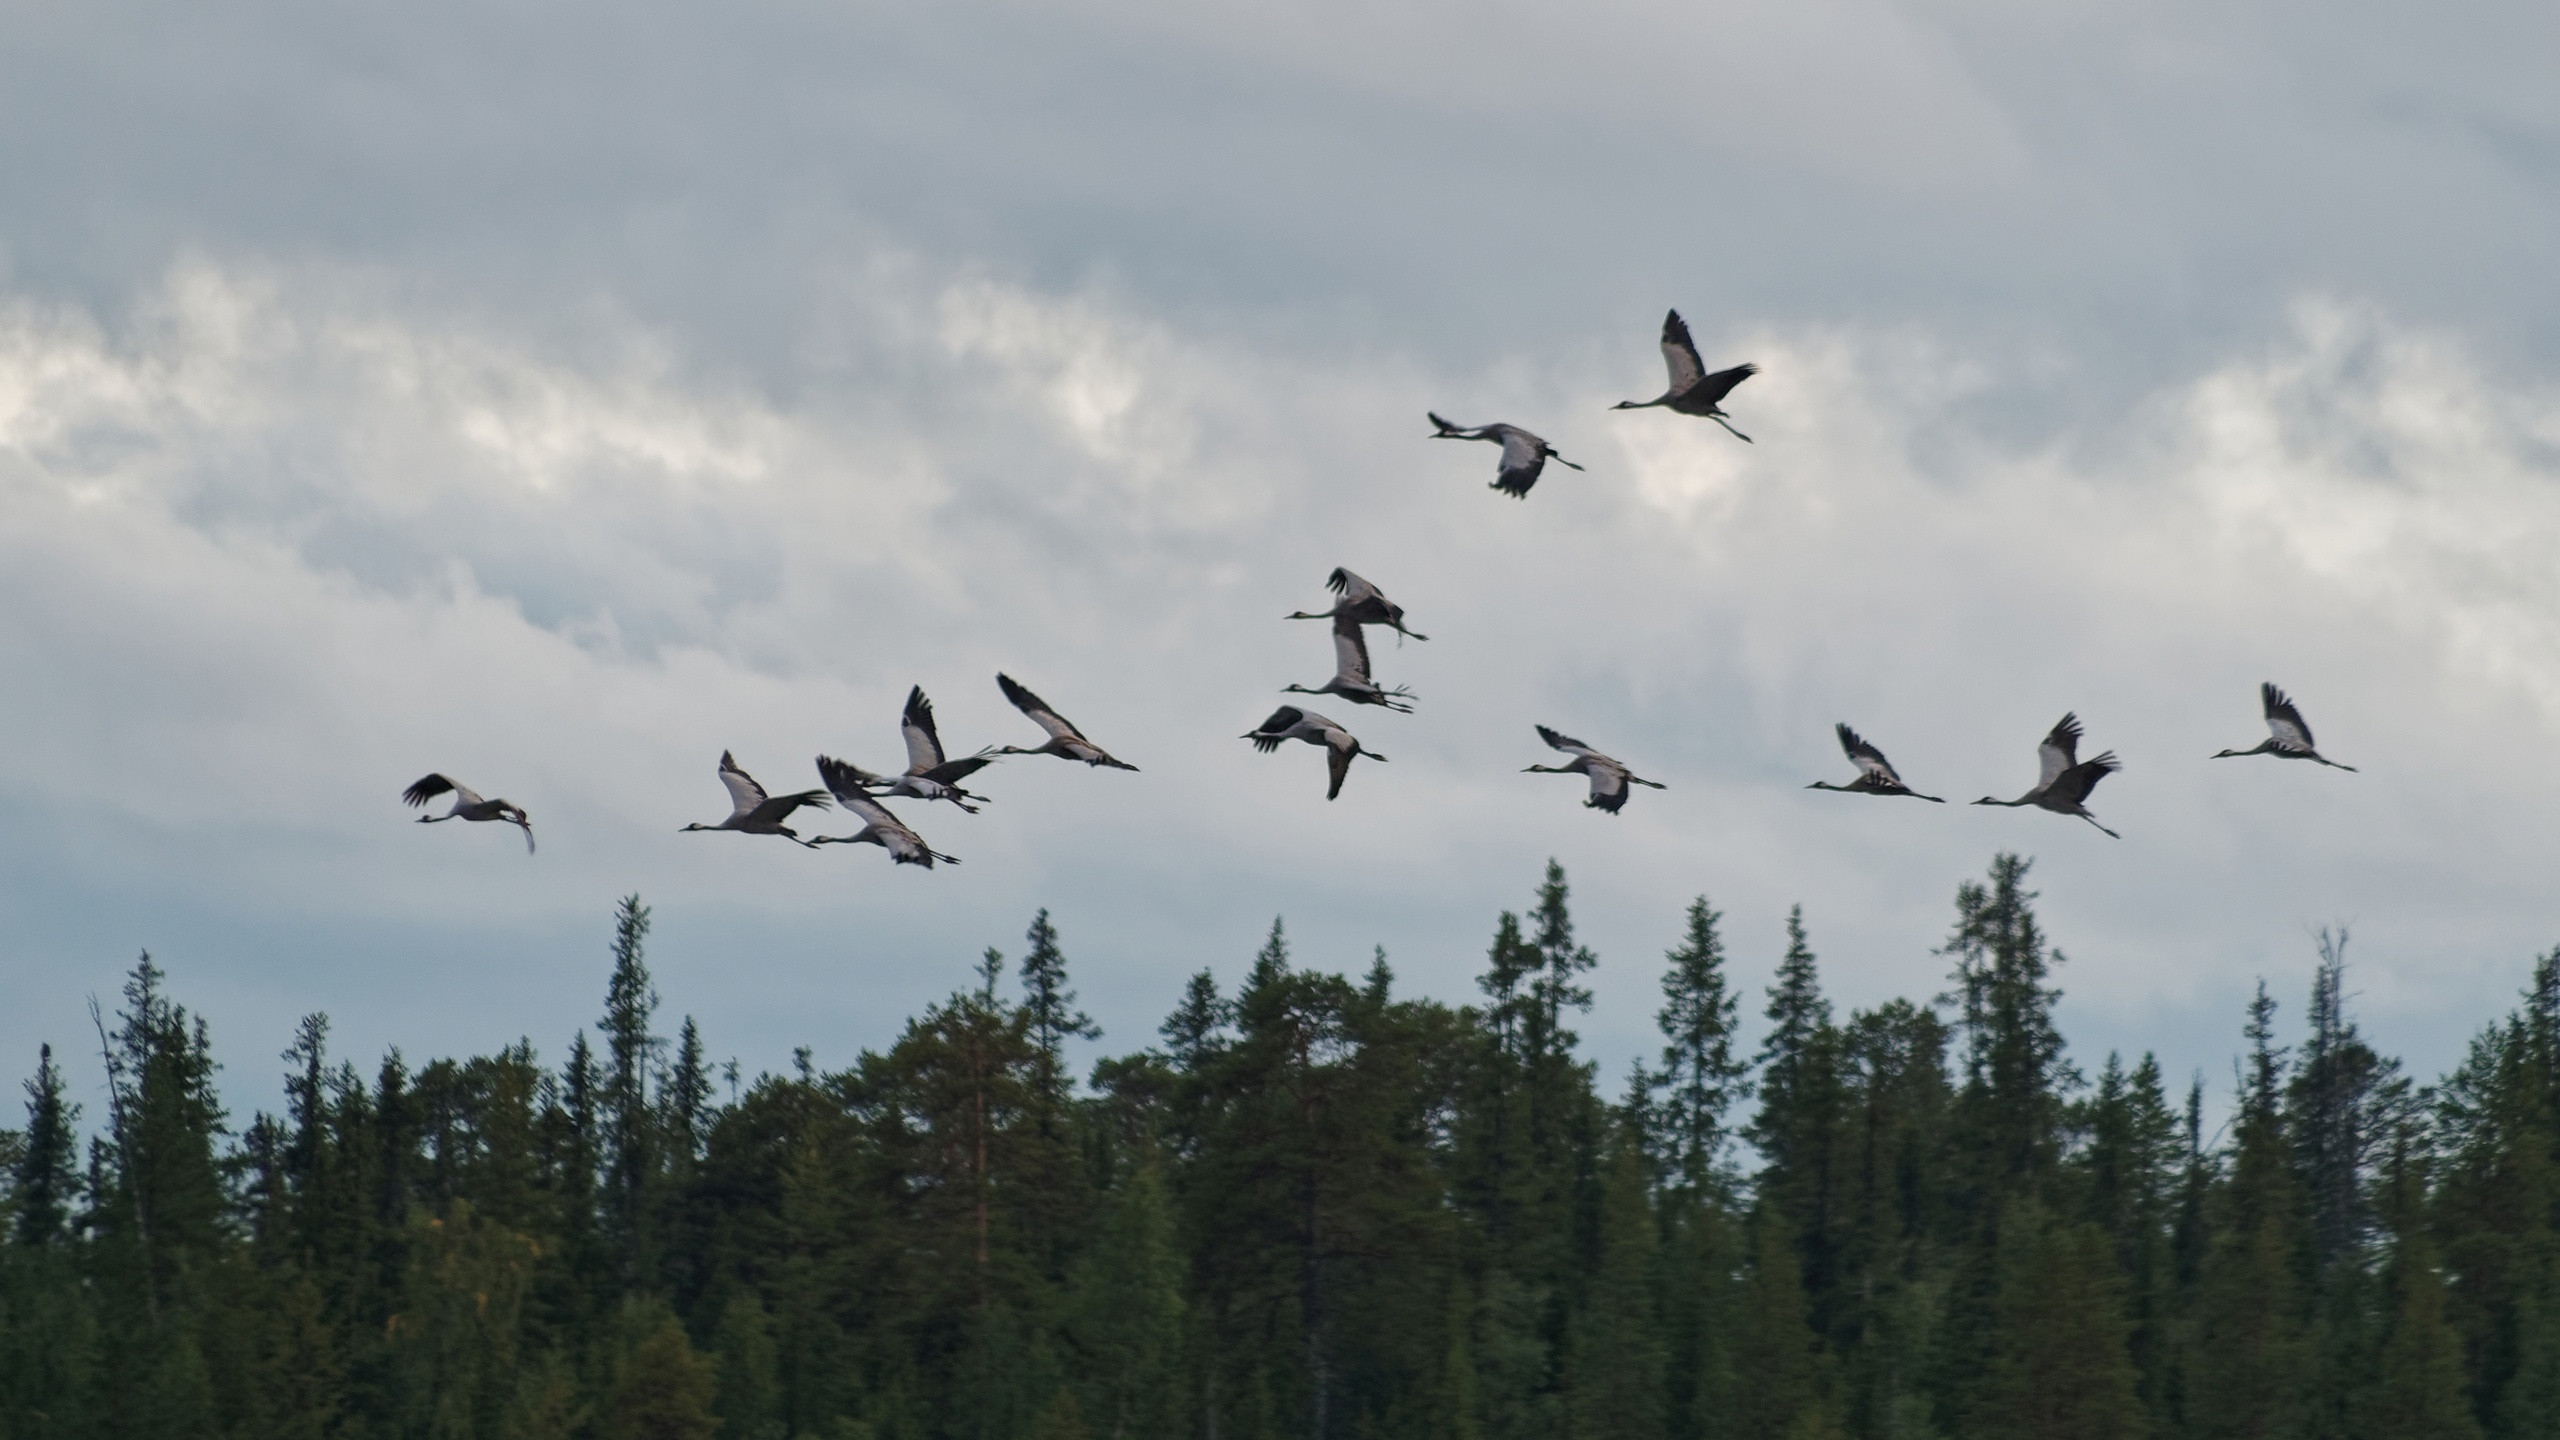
left=680, top=751, right=831, bottom=846
left=1427, top=413, right=1584, bottom=498
left=857, top=685, right=1000, bottom=811
left=1242, top=705, right=1387, bottom=800
left=1806, top=724, right=1944, bottom=802
left=1284, top=615, right=1416, bottom=712
left=813, top=757, right=960, bottom=867
left=400, top=774, right=536, bottom=853
left=2213, top=683, right=2358, bottom=771
left=1287, top=567, right=1428, bottom=643
left=993, top=674, right=1140, bottom=770
left=1611, top=309, right=1758, bottom=442
left=1974, top=714, right=2122, bottom=838
left=1523, top=725, right=1666, bottom=814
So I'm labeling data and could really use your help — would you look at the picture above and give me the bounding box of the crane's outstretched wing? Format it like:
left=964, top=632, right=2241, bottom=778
left=998, top=673, right=1084, bottom=742
left=1587, top=765, right=1631, bottom=813
left=1660, top=310, right=1706, bottom=393
left=402, top=774, right=460, bottom=807
left=1690, top=362, right=1758, bottom=408
left=2261, top=683, right=2316, bottom=752
left=2037, top=715, right=2084, bottom=792
left=1333, top=615, right=1376, bottom=686
left=818, top=758, right=896, bottom=822
left=1536, top=724, right=1598, bottom=760
left=902, top=686, right=949, bottom=772
left=2058, top=752, right=2121, bottom=805
left=717, top=751, right=770, bottom=820
left=1328, top=567, right=1381, bottom=604
left=1837, top=724, right=1900, bottom=786
left=1494, top=429, right=1546, bottom=497
left=1246, top=705, right=1307, bottom=753
left=1326, top=739, right=1354, bottom=800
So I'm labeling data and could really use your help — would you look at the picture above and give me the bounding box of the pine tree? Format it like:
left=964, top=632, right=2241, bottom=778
left=14, top=1042, right=81, bottom=1246
left=1651, top=896, right=1748, bottom=1196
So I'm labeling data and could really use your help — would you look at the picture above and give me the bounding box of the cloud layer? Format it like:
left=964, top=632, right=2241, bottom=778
left=3, top=252, right=2555, bottom=1112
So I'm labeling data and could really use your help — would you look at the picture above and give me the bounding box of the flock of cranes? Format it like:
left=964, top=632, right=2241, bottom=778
left=403, top=309, right=2357, bottom=865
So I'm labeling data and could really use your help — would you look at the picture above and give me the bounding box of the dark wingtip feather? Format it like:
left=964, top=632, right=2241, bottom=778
left=401, top=774, right=454, bottom=807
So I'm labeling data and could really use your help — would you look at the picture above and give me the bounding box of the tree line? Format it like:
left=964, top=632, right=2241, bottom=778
left=3, top=854, right=2556, bottom=1440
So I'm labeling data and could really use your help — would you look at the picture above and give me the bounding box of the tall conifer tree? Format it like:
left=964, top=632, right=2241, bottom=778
left=14, top=1043, right=81, bottom=1246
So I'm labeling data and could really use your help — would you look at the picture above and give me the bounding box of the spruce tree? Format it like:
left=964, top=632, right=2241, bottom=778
left=1750, top=907, right=1841, bottom=1324
left=14, top=1042, right=81, bottom=1246
left=599, top=892, right=659, bottom=1270
left=1939, top=854, right=2075, bottom=1192
left=2369, top=1231, right=2483, bottom=1440
left=1021, top=908, right=1101, bottom=1096
left=1064, top=1162, right=1187, bottom=1438
left=2190, top=982, right=2310, bottom=1440
left=1732, top=1223, right=1821, bottom=1440
left=1652, top=896, right=1748, bottom=1196
left=1526, top=860, right=1598, bottom=1063
left=1572, top=1126, right=1666, bottom=1440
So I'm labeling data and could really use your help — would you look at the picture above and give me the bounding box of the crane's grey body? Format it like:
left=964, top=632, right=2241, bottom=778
left=813, top=756, right=959, bottom=867
left=1428, top=413, right=1583, bottom=498
left=1612, top=309, right=1757, bottom=442
left=2214, top=683, right=2357, bottom=771
left=402, top=774, right=536, bottom=853
left=1974, top=714, right=2121, bottom=838
left=1288, top=567, right=1427, bottom=643
left=1284, top=614, right=1415, bottom=712
left=1524, top=725, right=1666, bottom=814
left=681, top=751, right=831, bottom=846
left=853, top=685, right=998, bottom=810
left=993, top=673, right=1140, bottom=770
left=1807, top=724, right=1944, bottom=802
left=1242, top=705, right=1386, bottom=800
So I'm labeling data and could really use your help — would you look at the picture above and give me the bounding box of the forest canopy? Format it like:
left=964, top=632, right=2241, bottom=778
left=3, top=853, right=2557, bottom=1440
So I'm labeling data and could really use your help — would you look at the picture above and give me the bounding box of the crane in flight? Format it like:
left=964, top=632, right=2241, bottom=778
left=992, top=674, right=1140, bottom=771
left=1288, top=567, right=1428, bottom=643
left=1805, top=724, right=1944, bottom=802
left=2213, top=683, right=2358, bottom=771
left=813, top=757, right=960, bottom=867
left=680, top=752, right=831, bottom=847
left=401, top=774, right=536, bottom=852
left=1242, top=706, right=1388, bottom=801
left=1974, top=714, right=2122, bottom=838
left=1612, top=309, right=1758, bottom=442
left=1427, top=414, right=1584, bottom=498
left=1284, top=616, right=1416, bottom=712
left=1523, top=725, right=1667, bottom=814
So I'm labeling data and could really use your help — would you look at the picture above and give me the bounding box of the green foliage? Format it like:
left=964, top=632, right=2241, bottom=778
left=1972, top=1215, right=2144, bottom=1440
left=3, top=875, right=2557, bottom=1440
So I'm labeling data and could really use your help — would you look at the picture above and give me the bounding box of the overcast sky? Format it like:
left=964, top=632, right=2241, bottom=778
left=5, top=0, right=2558, bottom=1126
